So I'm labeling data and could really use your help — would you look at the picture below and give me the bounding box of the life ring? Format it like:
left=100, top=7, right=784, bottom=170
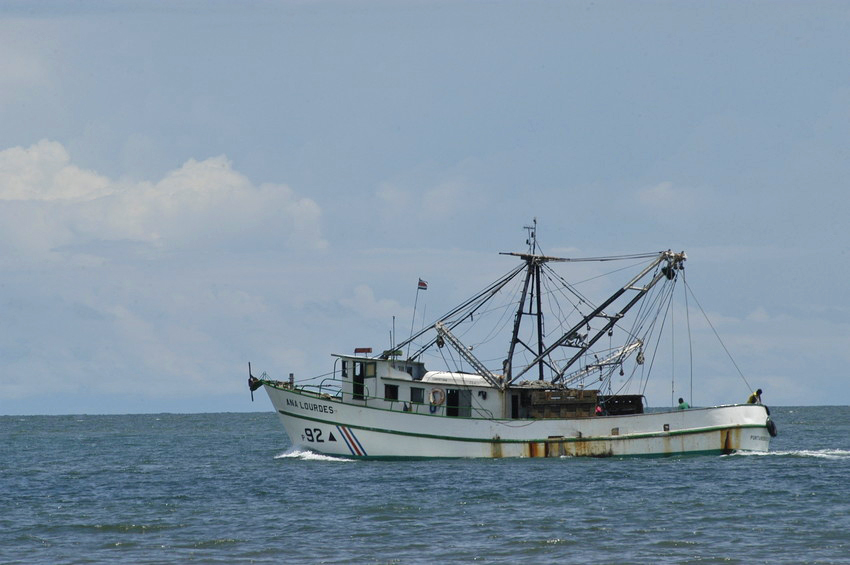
left=429, top=388, right=445, bottom=406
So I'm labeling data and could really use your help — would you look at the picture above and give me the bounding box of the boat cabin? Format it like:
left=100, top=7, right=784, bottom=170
left=333, top=354, right=634, bottom=420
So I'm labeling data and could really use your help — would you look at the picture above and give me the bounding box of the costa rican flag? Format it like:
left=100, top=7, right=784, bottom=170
left=418, top=278, right=428, bottom=290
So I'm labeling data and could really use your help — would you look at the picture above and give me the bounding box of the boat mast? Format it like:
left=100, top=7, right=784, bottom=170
left=529, top=220, right=545, bottom=381
left=504, top=219, right=546, bottom=381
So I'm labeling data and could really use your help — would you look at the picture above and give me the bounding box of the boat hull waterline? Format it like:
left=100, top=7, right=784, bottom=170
left=264, top=384, right=772, bottom=458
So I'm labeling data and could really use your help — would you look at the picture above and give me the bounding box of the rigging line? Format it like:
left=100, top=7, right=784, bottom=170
left=546, top=261, right=675, bottom=385
left=540, top=266, right=584, bottom=325
left=684, top=279, right=753, bottom=392
left=669, top=284, right=679, bottom=402
left=620, top=282, right=655, bottom=345
left=618, top=274, right=670, bottom=354
left=609, top=365, right=635, bottom=396
left=614, top=342, right=645, bottom=394
left=633, top=279, right=676, bottom=395
left=299, top=370, right=337, bottom=384
left=400, top=262, right=527, bottom=358
left=541, top=262, right=597, bottom=312
left=463, top=274, right=527, bottom=347
left=631, top=271, right=677, bottom=340
left=640, top=281, right=675, bottom=397
left=540, top=255, right=665, bottom=344
left=546, top=252, right=663, bottom=262
left=683, top=268, right=694, bottom=405
left=566, top=256, right=660, bottom=289
left=437, top=337, right=462, bottom=374
left=625, top=262, right=671, bottom=334
left=540, top=274, right=574, bottom=371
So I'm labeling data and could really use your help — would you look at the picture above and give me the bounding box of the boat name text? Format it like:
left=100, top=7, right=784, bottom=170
left=286, top=398, right=335, bottom=414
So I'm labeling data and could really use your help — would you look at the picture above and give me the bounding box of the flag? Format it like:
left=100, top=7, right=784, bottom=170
left=418, top=278, right=428, bottom=290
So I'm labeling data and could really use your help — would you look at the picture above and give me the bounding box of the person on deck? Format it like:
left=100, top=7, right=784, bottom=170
left=747, top=389, right=763, bottom=404
left=678, top=397, right=690, bottom=410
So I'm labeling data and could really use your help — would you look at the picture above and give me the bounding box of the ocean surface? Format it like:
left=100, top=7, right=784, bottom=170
left=1, top=406, right=848, bottom=564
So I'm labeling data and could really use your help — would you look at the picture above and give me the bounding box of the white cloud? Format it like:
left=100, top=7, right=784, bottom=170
left=422, top=179, right=475, bottom=216
left=375, top=176, right=482, bottom=220
left=0, top=140, right=110, bottom=201
left=0, top=140, right=326, bottom=259
left=746, top=306, right=771, bottom=322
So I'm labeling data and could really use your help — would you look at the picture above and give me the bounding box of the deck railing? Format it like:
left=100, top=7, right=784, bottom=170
left=269, top=374, right=495, bottom=419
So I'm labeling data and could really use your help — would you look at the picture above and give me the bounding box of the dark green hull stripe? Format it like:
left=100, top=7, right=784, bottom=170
left=306, top=448, right=738, bottom=461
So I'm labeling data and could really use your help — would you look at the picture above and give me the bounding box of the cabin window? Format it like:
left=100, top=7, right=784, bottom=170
left=384, top=384, right=399, bottom=401
left=354, top=361, right=375, bottom=378
left=341, top=361, right=348, bottom=378
left=410, top=387, right=424, bottom=404
left=446, top=389, right=472, bottom=418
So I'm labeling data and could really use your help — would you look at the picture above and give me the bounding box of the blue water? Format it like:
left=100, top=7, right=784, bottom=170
left=1, top=406, right=848, bottom=564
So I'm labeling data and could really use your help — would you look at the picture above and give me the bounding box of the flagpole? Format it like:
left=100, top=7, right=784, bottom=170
left=407, top=287, right=420, bottom=359
left=407, top=279, right=427, bottom=358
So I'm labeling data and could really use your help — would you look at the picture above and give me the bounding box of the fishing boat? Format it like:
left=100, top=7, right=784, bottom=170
left=248, top=222, right=776, bottom=458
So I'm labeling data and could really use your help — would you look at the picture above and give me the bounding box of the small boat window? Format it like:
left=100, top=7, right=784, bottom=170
left=384, top=384, right=399, bottom=401
left=354, top=361, right=376, bottom=379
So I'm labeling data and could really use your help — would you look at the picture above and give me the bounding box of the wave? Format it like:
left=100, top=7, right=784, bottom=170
left=734, top=449, right=850, bottom=460
left=274, top=448, right=353, bottom=462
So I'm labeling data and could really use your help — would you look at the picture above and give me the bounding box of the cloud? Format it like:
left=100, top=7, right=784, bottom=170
left=422, top=179, right=475, bottom=216
left=376, top=175, right=483, bottom=220
left=0, top=140, right=111, bottom=201
left=746, top=306, right=771, bottom=322
left=0, top=140, right=326, bottom=260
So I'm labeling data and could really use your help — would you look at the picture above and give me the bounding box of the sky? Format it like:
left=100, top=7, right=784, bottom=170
left=1, top=0, right=849, bottom=415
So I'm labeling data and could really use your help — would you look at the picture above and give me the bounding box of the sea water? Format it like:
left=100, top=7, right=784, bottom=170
left=1, top=406, right=848, bottom=564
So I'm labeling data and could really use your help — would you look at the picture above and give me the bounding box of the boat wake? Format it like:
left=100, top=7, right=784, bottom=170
left=734, top=449, right=850, bottom=460
left=274, top=448, right=353, bottom=462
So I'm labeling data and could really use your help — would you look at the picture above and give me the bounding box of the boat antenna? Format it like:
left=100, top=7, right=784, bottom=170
left=524, top=217, right=538, bottom=254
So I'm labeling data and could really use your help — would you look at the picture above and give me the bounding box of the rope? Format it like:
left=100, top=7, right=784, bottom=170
left=683, top=268, right=694, bottom=405
left=684, top=279, right=752, bottom=392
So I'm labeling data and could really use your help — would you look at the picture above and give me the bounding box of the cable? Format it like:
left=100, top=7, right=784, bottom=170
left=684, top=279, right=752, bottom=393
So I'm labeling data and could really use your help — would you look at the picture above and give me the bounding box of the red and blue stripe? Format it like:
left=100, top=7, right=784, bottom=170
left=337, top=425, right=367, bottom=456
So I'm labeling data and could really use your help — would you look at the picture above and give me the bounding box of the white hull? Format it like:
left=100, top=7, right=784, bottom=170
left=264, top=384, right=772, bottom=458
